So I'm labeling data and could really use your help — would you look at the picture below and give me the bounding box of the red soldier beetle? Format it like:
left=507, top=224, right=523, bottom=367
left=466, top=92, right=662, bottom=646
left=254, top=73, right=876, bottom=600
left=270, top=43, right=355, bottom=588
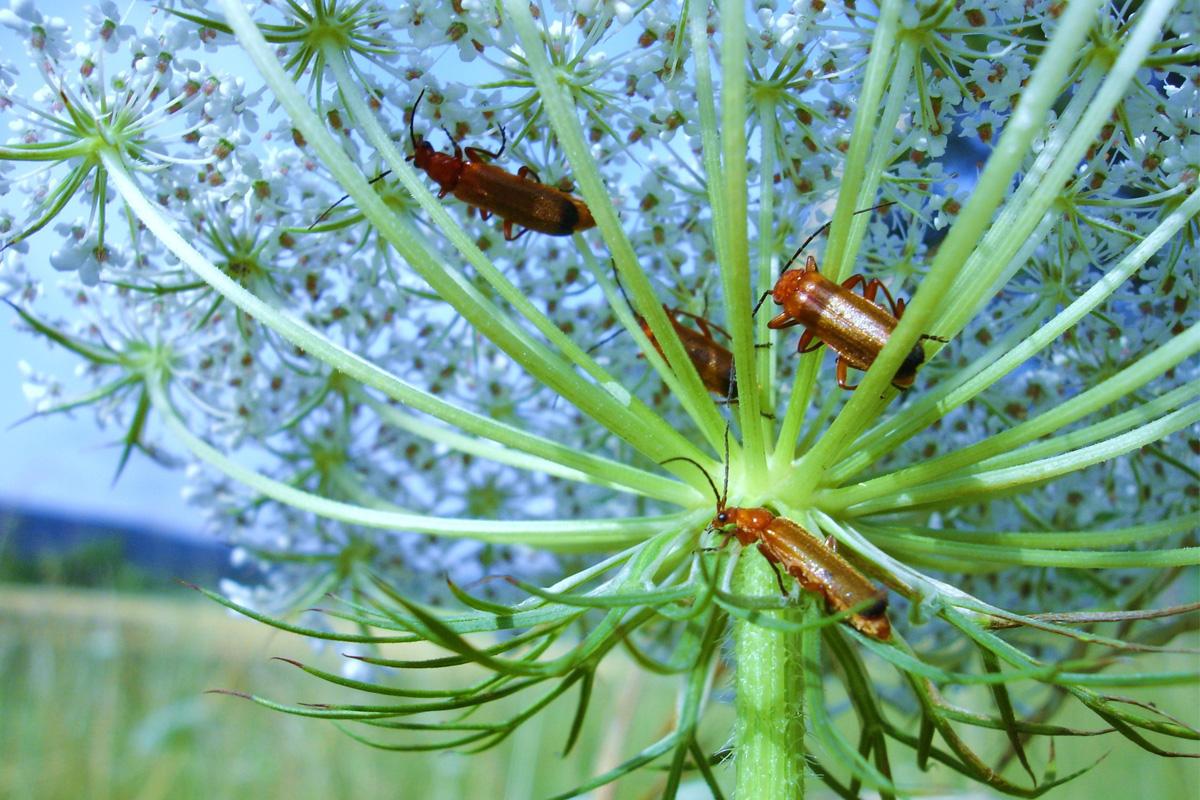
left=663, top=437, right=892, bottom=640
left=647, top=307, right=738, bottom=400
left=407, top=89, right=596, bottom=240
left=606, top=264, right=738, bottom=400
left=759, top=204, right=947, bottom=390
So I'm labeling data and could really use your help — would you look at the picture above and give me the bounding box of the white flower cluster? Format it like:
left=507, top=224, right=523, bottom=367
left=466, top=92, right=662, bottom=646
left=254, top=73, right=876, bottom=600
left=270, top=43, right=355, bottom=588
left=0, top=0, right=1195, bottom=630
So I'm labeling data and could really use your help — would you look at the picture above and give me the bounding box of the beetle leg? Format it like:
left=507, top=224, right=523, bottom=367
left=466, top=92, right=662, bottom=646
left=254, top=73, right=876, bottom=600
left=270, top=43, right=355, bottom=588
left=887, top=285, right=949, bottom=346
left=861, top=277, right=904, bottom=317
left=517, top=164, right=542, bottom=183
left=757, top=544, right=789, bottom=595
left=841, top=273, right=866, bottom=294
left=794, top=570, right=824, bottom=596
left=503, top=220, right=530, bottom=241
left=836, top=356, right=858, bottom=390
left=478, top=208, right=491, bottom=221
left=465, top=146, right=496, bottom=162
left=673, top=307, right=732, bottom=341
left=796, top=328, right=822, bottom=354
left=768, top=310, right=801, bottom=329
left=491, top=125, right=507, bottom=159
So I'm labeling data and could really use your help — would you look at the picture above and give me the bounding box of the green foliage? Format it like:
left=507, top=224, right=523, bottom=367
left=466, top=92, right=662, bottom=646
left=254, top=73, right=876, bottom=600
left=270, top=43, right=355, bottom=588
left=0, top=535, right=154, bottom=591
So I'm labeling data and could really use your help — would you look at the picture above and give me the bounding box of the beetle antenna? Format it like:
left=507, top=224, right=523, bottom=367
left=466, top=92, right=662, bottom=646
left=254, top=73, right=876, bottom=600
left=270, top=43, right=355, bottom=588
left=720, top=425, right=730, bottom=508
left=609, top=260, right=639, bottom=317
left=309, top=171, right=393, bottom=229
left=410, top=88, right=426, bottom=150
left=750, top=289, right=772, bottom=318
left=660, top=456, right=720, bottom=508
left=494, top=124, right=507, bottom=159
left=781, top=201, right=897, bottom=273
left=584, top=325, right=625, bottom=355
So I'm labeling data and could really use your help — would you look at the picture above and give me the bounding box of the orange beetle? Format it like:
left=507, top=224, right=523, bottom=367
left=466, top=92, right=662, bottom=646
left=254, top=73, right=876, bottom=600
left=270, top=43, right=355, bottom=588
left=408, top=89, right=595, bottom=240
left=764, top=205, right=947, bottom=390
left=664, top=444, right=891, bottom=640
left=711, top=504, right=891, bottom=640
left=609, top=265, right=737, bottom=400
left=638, top=306, right=737, bottom=400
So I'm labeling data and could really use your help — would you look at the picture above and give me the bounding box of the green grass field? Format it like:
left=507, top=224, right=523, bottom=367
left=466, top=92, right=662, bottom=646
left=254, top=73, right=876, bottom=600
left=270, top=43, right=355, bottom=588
left=1, top=584, right=1195, bottom=799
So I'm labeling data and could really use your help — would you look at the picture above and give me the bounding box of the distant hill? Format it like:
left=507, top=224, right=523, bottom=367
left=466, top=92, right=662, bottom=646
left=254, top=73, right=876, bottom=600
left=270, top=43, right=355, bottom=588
left=0, top=504, right=260, bottom=589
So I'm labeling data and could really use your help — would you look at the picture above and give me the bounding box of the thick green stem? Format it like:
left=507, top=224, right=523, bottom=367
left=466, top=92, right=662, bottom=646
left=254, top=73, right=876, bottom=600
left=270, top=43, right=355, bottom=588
left=733, top=552, right=805, bottom=798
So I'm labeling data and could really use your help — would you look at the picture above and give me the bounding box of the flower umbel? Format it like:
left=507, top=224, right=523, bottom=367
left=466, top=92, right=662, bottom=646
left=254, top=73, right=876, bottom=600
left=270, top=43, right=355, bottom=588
left=1, top=0, right=1197, bottom=798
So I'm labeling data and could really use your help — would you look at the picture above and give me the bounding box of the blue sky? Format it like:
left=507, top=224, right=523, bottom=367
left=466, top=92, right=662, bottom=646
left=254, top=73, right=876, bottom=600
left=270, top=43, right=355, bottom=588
left=1, top=1, right=199, bottom=536
left=0, top=257, right=200, bottom=536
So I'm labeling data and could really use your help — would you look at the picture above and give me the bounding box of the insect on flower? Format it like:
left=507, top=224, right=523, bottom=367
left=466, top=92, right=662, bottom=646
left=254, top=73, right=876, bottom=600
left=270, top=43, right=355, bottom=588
left=664, top=439, right=891, bottom=640
left=407, top=89, right=596, bottom=240
left=761, top=205, right=948, bottom=390
left=650, top=307, right=737, bottom=399
left=605, top=263, right=738, bottom=400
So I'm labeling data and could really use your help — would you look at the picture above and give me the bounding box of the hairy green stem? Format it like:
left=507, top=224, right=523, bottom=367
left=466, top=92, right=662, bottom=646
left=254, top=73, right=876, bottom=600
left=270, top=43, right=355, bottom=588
left=733, top=550, right=806, bottom=799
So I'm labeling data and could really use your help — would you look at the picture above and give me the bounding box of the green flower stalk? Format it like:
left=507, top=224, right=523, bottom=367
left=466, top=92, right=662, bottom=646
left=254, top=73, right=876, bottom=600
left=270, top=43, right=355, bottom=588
left=0, top=0, right=1197, bottom=797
